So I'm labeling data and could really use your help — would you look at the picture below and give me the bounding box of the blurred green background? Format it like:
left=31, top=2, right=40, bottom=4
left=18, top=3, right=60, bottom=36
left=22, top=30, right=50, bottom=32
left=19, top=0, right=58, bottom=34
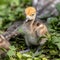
left=0, top=0, right=32, bottom=31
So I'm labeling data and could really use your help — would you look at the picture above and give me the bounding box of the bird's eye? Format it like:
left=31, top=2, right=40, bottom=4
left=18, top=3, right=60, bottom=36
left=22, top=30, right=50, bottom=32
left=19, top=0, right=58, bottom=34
left=31, top=13, right=34, bottom=16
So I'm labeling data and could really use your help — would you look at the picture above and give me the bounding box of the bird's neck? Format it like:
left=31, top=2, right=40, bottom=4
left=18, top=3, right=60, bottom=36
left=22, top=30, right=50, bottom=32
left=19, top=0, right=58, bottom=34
left=31, top=19, right=35, bottom=25
left=30, top=19, right=35, bottom=33
left=24, top=19, right=36, bottom=34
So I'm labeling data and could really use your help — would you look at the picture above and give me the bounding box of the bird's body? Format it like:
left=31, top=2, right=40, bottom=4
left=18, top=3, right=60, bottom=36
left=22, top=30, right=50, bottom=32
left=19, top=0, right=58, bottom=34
left=21, top=18, right=48, bottom=46
left=19, top=7, right=49, bottom=54
left=22, top=7, right=48, bottom=47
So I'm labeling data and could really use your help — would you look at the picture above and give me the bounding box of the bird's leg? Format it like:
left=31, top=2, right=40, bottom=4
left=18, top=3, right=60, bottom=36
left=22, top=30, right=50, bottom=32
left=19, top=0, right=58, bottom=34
left=20, top=48, right=30, bottom=54
left=20, top=45, right=30, bottom=54
left=20, top=45, right=30, bottom=53
left=20, top=35, right=30, bottom=53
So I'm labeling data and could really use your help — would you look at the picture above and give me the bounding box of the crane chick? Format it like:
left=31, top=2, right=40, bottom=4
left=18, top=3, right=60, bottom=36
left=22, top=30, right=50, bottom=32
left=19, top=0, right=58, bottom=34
left=19, top=7, right=48, bottom=53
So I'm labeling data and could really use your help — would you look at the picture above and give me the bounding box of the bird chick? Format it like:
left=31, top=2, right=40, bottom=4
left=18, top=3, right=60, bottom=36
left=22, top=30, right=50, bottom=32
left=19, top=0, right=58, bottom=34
left=20, top=7, right=48, bottom=53
left=22, top=7, right=48, bottom=46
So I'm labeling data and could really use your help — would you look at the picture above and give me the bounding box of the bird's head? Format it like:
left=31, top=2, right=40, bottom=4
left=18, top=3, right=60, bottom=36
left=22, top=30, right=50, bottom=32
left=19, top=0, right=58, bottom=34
left=25, top=7, right=36, bottom=22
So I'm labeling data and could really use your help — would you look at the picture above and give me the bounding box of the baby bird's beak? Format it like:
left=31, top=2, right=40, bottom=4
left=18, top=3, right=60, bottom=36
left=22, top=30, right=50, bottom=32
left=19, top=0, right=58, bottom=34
left=25, top=15, right=32, bottom=22
left=25, top=17, right=29, bottom=22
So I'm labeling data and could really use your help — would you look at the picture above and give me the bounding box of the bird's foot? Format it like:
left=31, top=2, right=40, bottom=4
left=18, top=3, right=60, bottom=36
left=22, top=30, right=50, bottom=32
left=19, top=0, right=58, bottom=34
left=20, top=48, right=30, bottom=54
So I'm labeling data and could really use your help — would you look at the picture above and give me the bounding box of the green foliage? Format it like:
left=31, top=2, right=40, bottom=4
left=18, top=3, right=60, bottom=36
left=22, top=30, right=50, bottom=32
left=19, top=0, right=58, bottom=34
left=47, top=17, right=60, bottom=32
left=56, top=3, right=60, bottom=13
left=17, top=52, right=22, bottom=59
left=19, top=28, right=24, bottom=34
left=47, top=17, right=60, bottom=50
left=7, top=46, right=16, bottom=57
left=0, top=0, right=32, bottom=30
